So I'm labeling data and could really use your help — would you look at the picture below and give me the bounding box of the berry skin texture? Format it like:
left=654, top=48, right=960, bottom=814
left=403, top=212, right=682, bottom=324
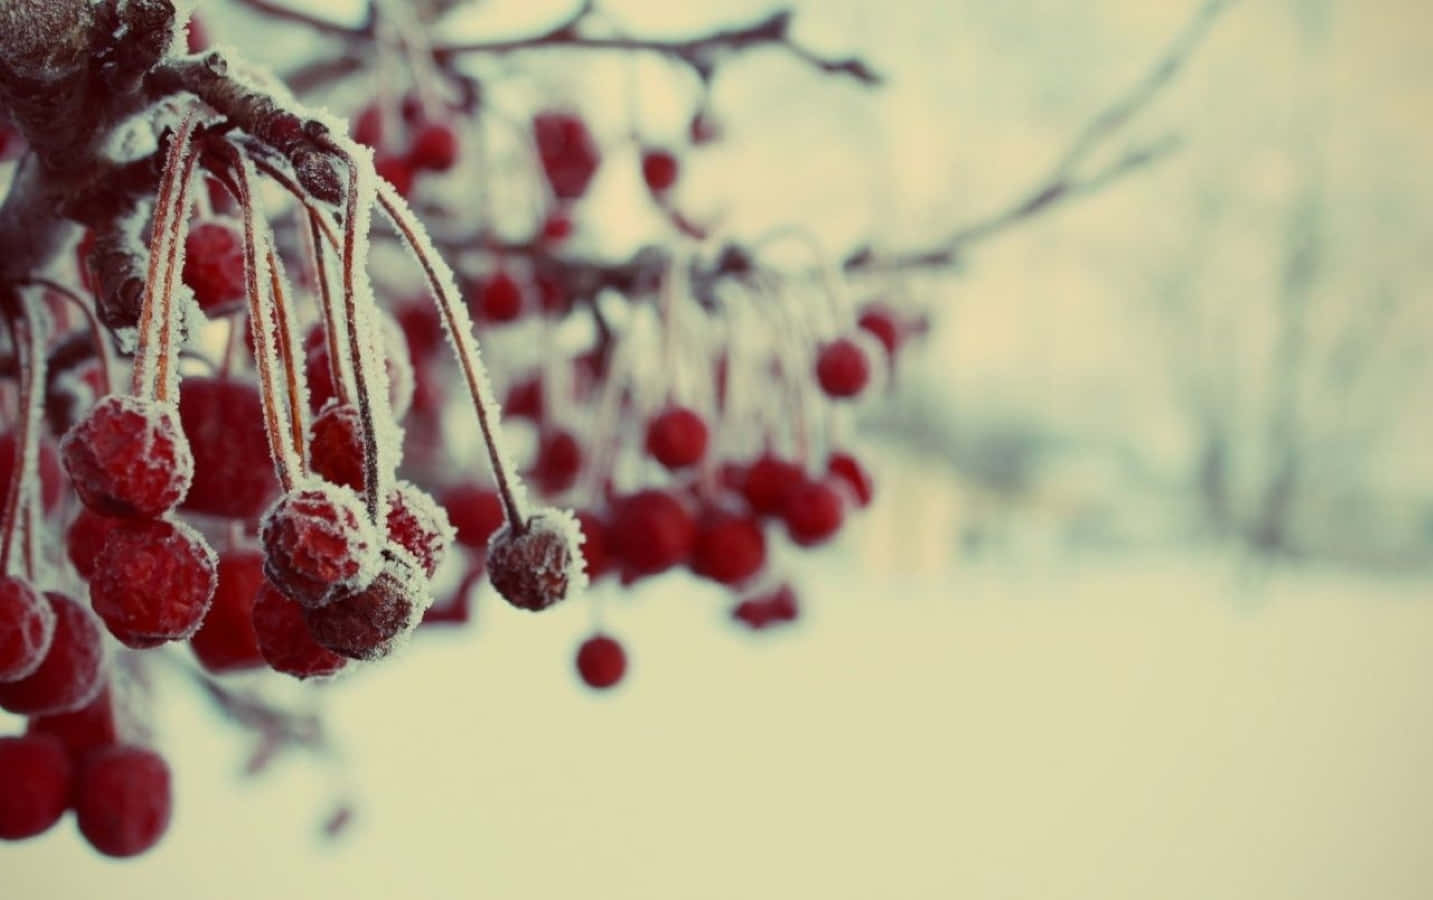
left=782, top=480, right=845, bottom=547
left=90, top=517, right=218, bottom=649
left=533, top=429, right=582, bottom=495
left=66, top=508, right=121, bottom=580
left=533, top=111, right=601, bottom=201
left=827, top=452, right=874, bottom=507
left=645, top=406, right=708, bottom=470
left=691, top=515, right=766, bottom=586
left=487, top=514, right=583, bottom=612
left=575, top=634, right=626, bottom=690
left=609, top=490, right=696, bottom=579
left=178, top=377, right=279, bottom=520
left=261, top=481, right=381, bottom=609
left=182, top=221, right=245, bottom=314
left=815, top=338, right=871, bottom=399
left=442, top=483, right=506, bottom=551
left=473, top=270, right=524, bottom=324
left=641, top=149, right=680, bottom=194
left=303, top=560, right=427, bottom=661
left=408, top=122, right=460, bottom=172
left=0, top=735, right=72, bottom=841
left=61, top=394, right=194, bottom=518
left=74, top=745, right=172, bottom=858
left=0, top=576, right=55, bottom=683
left=386, top=483, right=453, bottom=578
left=251, top=581, right=348, bottom=679
left=309, top=403, right=365, bottom=492
left=188, top=550, right=266, bottom=674
left=0, top=592, right=105, bottom=716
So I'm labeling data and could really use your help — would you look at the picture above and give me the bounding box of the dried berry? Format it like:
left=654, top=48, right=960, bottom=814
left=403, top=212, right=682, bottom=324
left=473, top=270, right=524, bottom=324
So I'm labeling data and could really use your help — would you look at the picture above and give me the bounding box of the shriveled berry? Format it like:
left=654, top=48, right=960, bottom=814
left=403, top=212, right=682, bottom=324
left=303, top=559, right=427, bottom=661
left=645, top=406, right=708, bottom=470
left=183, top=221, right=245, bottom=314
left=261, top=481, right=381, bottom=608
left=533, top=429, right=582, bottom=495
left=188, top=550, right=266, bottom=673
left=0, top=432, right=64, bottom=514
left=0, top=735, right=72, bottom=841
left=575, top=510, right=611, bottom=580
left=472, top=270, right=524, bottom=323
left=0, top=592, right=105, bottom=716
left=533, top=111, right=601, bottom=201
left=827, top=452, right=874, bottom=507
left=732, top=584, right=800, bottom=630
left=90, top=517, right=217, bottom=649
left=487, top=513, right=583, bottom=611
left=815, top=338, right=871, bottom=399
left=27, top=684, right=118, bottom=757
left=609, top=490, right=695, bottom=579
left=66, top=508, right=121, bottom=580
left=0, top=576, right=54, bottom=683
left=409, top=122, right=459, bottom=172
left=251, top=581, right=347, bottom=679
left=691, top=514, right=766, bottom=585
left=782, top=480, right=845, bottom=547
left=575, top=634, right=626, bottom=690
left=741, top=455, right=803, bottom=516
left=641, top=149, right=679, bottom=194
left=386, top=482, right=452, bottom=578
left=309, top=402, right=365, bottom=492
left=61, top=394, right=193, bottom=518
left=442, top=483, right=506, bottom=550
left=179, top=377, right=279, bottom=520
left=74, top=745, right=171, bottom=858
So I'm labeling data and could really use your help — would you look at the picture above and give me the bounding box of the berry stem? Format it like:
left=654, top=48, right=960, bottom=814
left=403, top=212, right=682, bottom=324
left=22, top=278, right=113, bottom=397
left=263, top=243, right=310, bottom=469
left=0, top=290, right=43, bottom=580
left=307, top=211, right=354, bottom=406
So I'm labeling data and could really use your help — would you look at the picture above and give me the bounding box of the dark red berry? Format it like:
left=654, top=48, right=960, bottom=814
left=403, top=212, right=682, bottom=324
left=691, top=514, right=766, bottom=585
left=304, top=319, right=415, bottom=420
left=303, top=560, right=426, bottom=661
left=533, top=429, right=582, bottom=495
left=395, top=300, right=445, bottom=361
left=66, top=508, right=121, bottom=580
left=182, top=221, right=245, bottom=315
left=178, top=377, right=279, bottom=520
left=385, top=483, right=451, bottom=578
left=309, top=402, right=365, bottom=492
left=732, top=583, right=800, bottom=630
left=0, top=576, right=54, bottom=683
left=575, top=510, right=611, bottom=580
left=533, top=111, right=601, bottom=201
left=90, top=517, right=218, bottom=649
left=261, top=481, right=381, bottom=609
left=61, top=394, right=193, bottom=518
left=741, top=455, right=803, bottom=516
left=352, top=103, right=384, bottom=149
left=782, top=480, right=845, bottom=547
left=641, top=149, right=679, bottom=194
left=540, top=212, right=573, bottom=244
left=74, top=745, right=172, bottom=858
left=251, top=580, right=347, bottom=679
left=815, top=338, right=870, bottom=399
left=827, top=452, right=874, bottom=507
left=188, top=550, right=266, bottom=674
left=534, top=272, right=569, bottom=315
left=487, top=515, right=582, bottom=611
left=442, top=483, right=506, bottom=551
left=609, top=490, right=695, bottom=579
left=473, top=270, right=524, bottom=323
left=645, top=406, right=708, bottom=470
left=575, top=634, right=626, bottom=689
left=857, top=304, right=901, bottom=358
left=408, top=122, right=459, bottom=172
left=503, top=376, right=544, bottom=422
left=0, top=735, right=72, bottom=841
left=0, top=432, right=64, bottom=514
left=375, top=154, right=415, bottom=197
left=0, top=592, right=105, bottom=716
left=27, top=683, right=118, bottom=758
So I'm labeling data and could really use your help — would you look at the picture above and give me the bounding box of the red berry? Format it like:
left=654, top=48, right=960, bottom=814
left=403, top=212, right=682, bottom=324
left=26, top=684, right=118, bottom=757
left=66, top=508, right=121, bottom=580
left=251, top=580, right=348, bottom=679
left=827, top=452, right=874, bottom=507
left=261, top=481, right=381, bottom=609
left=487, top=514, right=582, bottom=611
left=0, top=432, right=64, bottom=515
left=575, top=634, right=626, bottom=689
left=0, top=576, right=54, bottom=683
left=183, top=221, right=245, bottom=315
left=408, top=122, right=459, bottom=172
left=61, top=394, right=193, bottom=518
left=442, top=483, right=506, bottom=551
left=534, top=272, right=569, bottom=315
left=691, top=514, right=766, bottom=585
left=185, top=14, right=209, bottom=53
left=375, top=154, right=415, bottom=197
left=472, top=270, right=524, bottom=323
left=178, top=377, right=279, bottom=520
left=641, top=148, right=679, bottom=194
left=533, top=111, right=601, bottom=201
left=304, top=319, right=415, bottom=420
left=90, top=517, right=218, bottom=649
left=575, top=510, right=611, bottom=580
left=533, top=429, right=582, bottom=495
left=815, top=338, right=870, bottom=399
left=645, top=406, right=708, bottom=470
left=74, top=745, right=172, bottom=858
left=303, top=560, right=426, bottom=661
left=0, top=592, right=105, bottom=716
left=386, top=482, right=452, bottom=578
left=609, top=490, right=695, bottom=579
left=782, top=480, right=844, bottom=547
left=309, top=402, right=365, bottom=492
left=857, top=304, right=901, bottom=358
left=0, top=735, right=72, bottom=841
left=732, top=583, right=799, bottom=630
left=351, top=103, right=384, bottom=149
left=540, top=212, right=573, bottom=244
left=395, top=300, right=445, bottom=361
left=188, top=550, right=266, bottom=674
left=741, top=455, right=803, bottom=516
left=503, top=376, right=544, bottom=422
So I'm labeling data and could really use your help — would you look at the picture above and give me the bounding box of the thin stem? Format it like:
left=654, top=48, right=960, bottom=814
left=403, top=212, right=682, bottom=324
left=22, top=278, right=113, bottom=397
left=265, top=243, right=310, bottom=468
left=308, top=212, right=353, bottom=406
left=0, top=292, right=43, bottom=580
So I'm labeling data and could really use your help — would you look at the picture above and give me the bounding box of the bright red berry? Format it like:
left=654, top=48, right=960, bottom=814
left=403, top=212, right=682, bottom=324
left=182, top=221, right=245, bottom=315
left=487, top=514, right=582, bottom=612
left=473, top=270, right=524, bottom=323
left=645, top=406, right=708, bottom=469
left=741, top=455, right=803, bottom=516
left=61, top=394, right=193, bottom=518
left=641, top=148, right=679, bottom=194
left=575, top=511, right=611, bottom=580
left=609, top=490, right=695, bottom=579
left=66, top=508, right=120, bottom=580
left=178, top=377, right=279, bottom=520
left=732, top=583, right=800, bottom=630
left=827, top=452, right=874, bottom=507
left=251, top=580, right=348, bottom=679
left=89, top=517, right=218, bottom=649
left=188, top=550, right=266, bottom=674
left=261, top=481, right=381, bottom=609
left=815, top=338, right=871, bottom=399
left=575, top=634, right=626, bottom=689
left=442, top=483, right=506, bottom=551
left=0, top=592, right=105, bottom=716
left=26, top=683, right=118, bottom=757
left=782, top=480, right=845, bottom=547
left=386, top=482, right=452, bottom=578
left=375, top=154, right=415, bottom=197
left=309, top=402, right=365, bottom=492
left=0, top=735, right=72, bottom=841
left=74, top=745, right=172, bottom=858
left=351, top=103, right=384, bottom=149
left=503, top=376, right=544, bottom=422
left=0, top=576, right=54, bottom=683
left=408, top=122, right=459, bottom=172
left=533, top=111, right=601, bottom=201
left=691, top=514, right=766, bottom=585
left=533, top=429, right=582, bottom=495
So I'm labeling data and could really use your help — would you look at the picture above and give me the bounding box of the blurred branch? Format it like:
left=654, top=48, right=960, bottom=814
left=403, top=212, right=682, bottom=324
left=232, top=0, right=374, bottom=38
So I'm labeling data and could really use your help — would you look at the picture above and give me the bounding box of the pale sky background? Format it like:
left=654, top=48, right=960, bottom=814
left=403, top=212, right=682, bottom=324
left=3, top=0, right=1433, bottom=897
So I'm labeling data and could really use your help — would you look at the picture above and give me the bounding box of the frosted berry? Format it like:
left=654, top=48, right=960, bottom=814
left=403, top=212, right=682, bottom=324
left=386, top=483, right=452, bottom=578
left=90, top=517, right=217, bottom=649
left=309, top=402, right=365, bottom=492
left=61, top=394, right=193, bottom=518
left=0, top=735, right=72, bottom=841
left=609, top=490, right=695, bottom=579
left=179, top=377, right=279, bottom=520
left=251, top=581, right=348, bottom=679
left=645, top=406, right=708, bottom=470
left=575, top=511, right=611, bottom=580
left=409, top=122, right=460, bottom=172
left=487, top=514, right=582, bottom=612
left=533, top=429, right=582, bottom=495
left=0, top=576, right=54, bottom=683
left=473, top=270, right=524, bottom=323
left=741, top=455, right=803, bottom=516
left=74, top=745, right=172, bottom=858
left=533, top=111, right=601, bottom=201
left=262, top=482, right=381, bottom=609
left=182, top=221, right=245, bottom=315
left=188, top=550, right=266, bottom=674
left=782, top=480, right=845, bottom=547
left=66, top=508, right=121, bottom=580
left=732, top=584, right=799, bottom=630
left=641, top=149, right=679, bottom=194
left=827, top=452, right=874, bottom=507
left=0, top=432, right=64, bottom=514
left=0, top=592, right=105, bottom=716
left=442, top=483, right=506, bottom=550
left=575, top=634, right=626, bottom=690
left=857, top=303, right=901, bottom=358
left=304, top=559, right=427, bottom=661
left=27, top=684, right=118, bottom=757
left=691, top=514, right=766, bottom=585
left=815, top=338, right=870, bottom=399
